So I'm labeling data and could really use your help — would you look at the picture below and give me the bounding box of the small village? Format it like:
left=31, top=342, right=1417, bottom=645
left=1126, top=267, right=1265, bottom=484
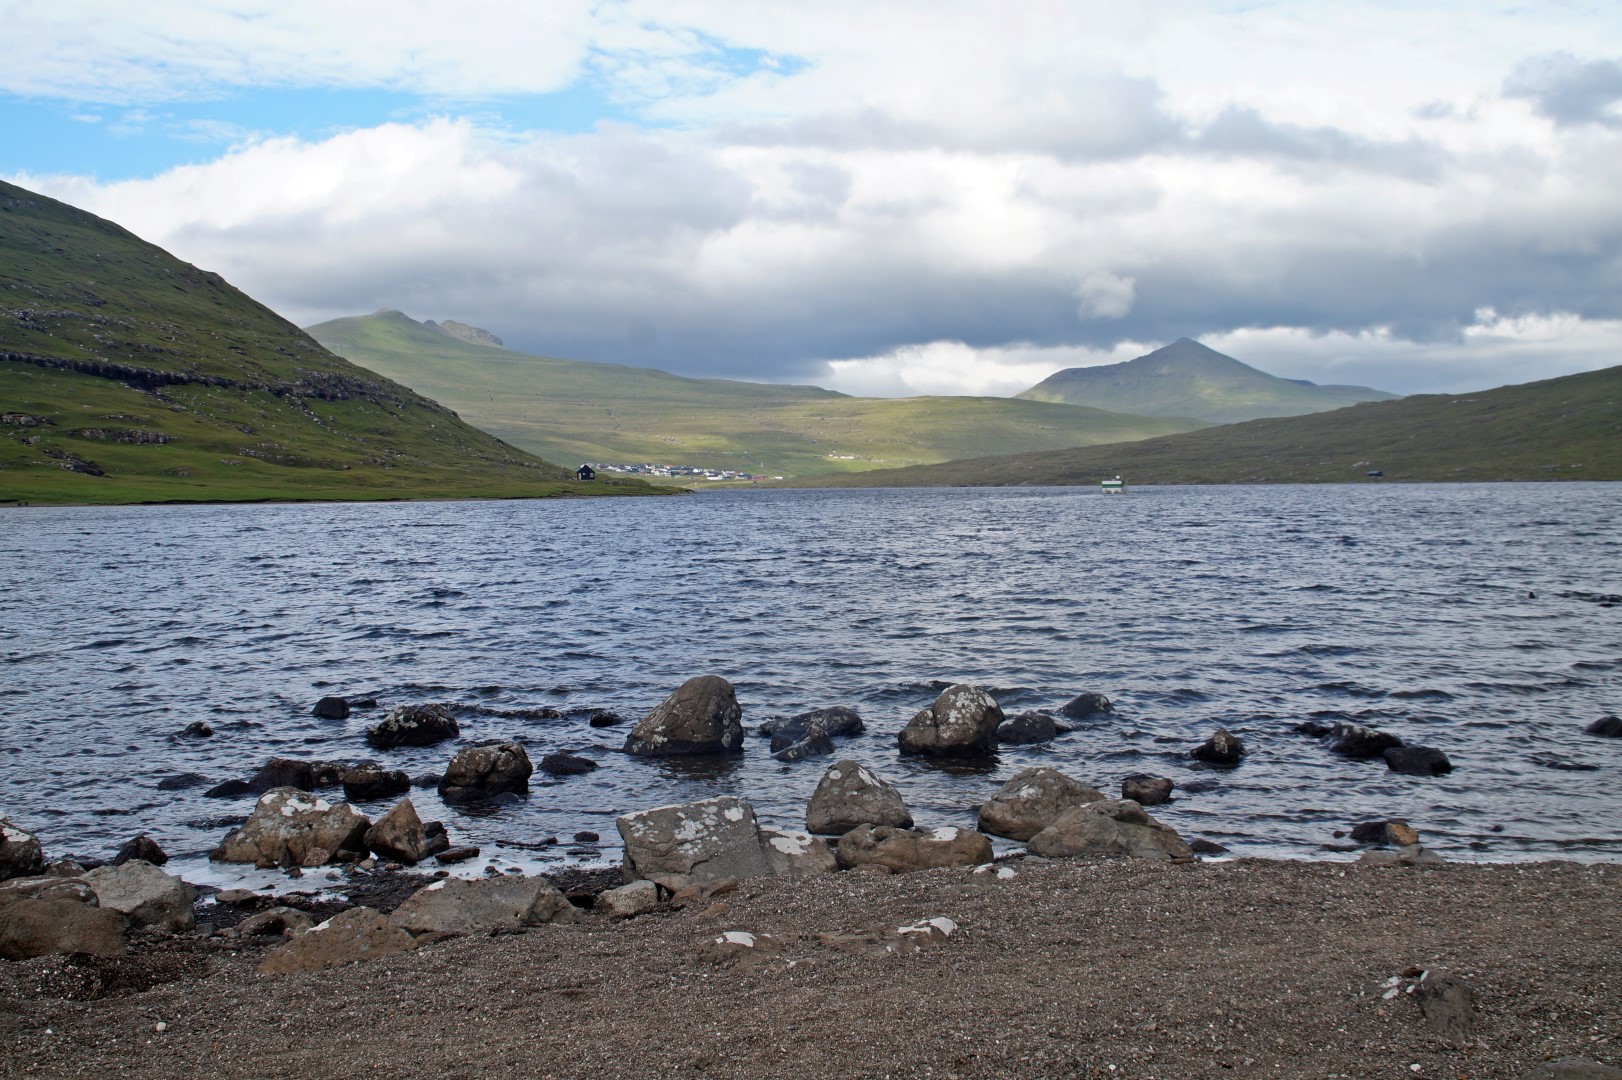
left=580, top=462, right=783, bottom=483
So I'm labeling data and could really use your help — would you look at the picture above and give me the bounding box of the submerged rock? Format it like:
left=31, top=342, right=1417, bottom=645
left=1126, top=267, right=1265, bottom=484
left=366, top=703, right=460, bottom=749
left=1384, top=746, right=1453, bottom=776
left=539, top=752, right=599, bottom=776
left=1584, top=715, right=1622, bottom=737
left=805, top=760, right=912, bottom=835
left=312, top=695, right=350, bottom=720
left=1350, top=820, right=1420, bottom=847
left=761, top=706, right=865, bottom=745
left=1120, top=774, right=1174, bottom=806
left=996, top=711, right=1059, bottom=745
left=771, top=730, right=834, bottom=762
left=1057, top=692, right=1112, bottom=719
left=624, top=675, right=744, bottom=757
left=897, top=684, right=1002, bottom=758
left=978, top=767, right=1103, bottom=841
left=1327, top=724, right=1404, bottom=759
left=342, top=762, right=412, bottom=802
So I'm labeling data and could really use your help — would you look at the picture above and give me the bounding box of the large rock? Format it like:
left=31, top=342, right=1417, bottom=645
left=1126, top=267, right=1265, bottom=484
left=835, top=825, right=993, bottom=873
left=1586, top=716, right=1622, bottom=737
left=996, top=711, right=1059, bottom=745
left=257, top=907, right=416, bottom=974
left=390, top=876, right=580, bottom=935
left=1191, top=727, right=1245, bottom=766
left=1027, top=799, right=1193, bottom=861
left=978, top=767, right=1103, bottom=841
left=366, top=703, right=460, bottom=749
left=0, top=814, right=44, bottom=881
left=342, top=762, right=412, bottom=802
left=0, top=898, right=126, bottom=959
left=1413, top=967, right=1476, bottom=1041
left=438, top=741, right=533, bottom=803
left=1350, top=819, right=1420, bottom=847
left=364, top=798, right=450, bottom=864
left=312, top=695, right=351, bottom=719
left=759, top=829, right=839, bottom=879
left=897, top=684, right=1002, bottom=758
left=1384, top=746, right=1453, bottom=776
left=805, top=760, right=913, bottom=835
left=623, top=676, right=744, bottom=757
left=210, top=787, right=371, bottom=868
left=618, top=796, right=773, bottom=890
left=82, top=860, right=195, bottom=932
left=599, top=879, right=661, bottom=918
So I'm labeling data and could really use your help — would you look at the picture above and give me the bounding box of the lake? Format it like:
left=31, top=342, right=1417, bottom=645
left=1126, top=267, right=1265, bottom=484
left=1, top=484, right=1619, bottom=887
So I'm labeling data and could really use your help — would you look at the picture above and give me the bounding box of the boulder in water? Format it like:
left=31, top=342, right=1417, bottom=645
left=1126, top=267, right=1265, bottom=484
left=1384, top=746, right=1453, bottom=776
left=1584, top=716, right=1622, bottom=737
left=996, top=711, right=1059, bottom=744
left=897, top=684, right=1001, bottom=758
left=312, top=695, right=350, bottom=719
left=623, top=676, right=744, bottom=757
left=210, top=788, right=371, bottom=868
left=1120, top=774, right=1173, bottom=806
left=342, top=762, right=412, bottom=802
left=978, top=767, right=1103, bottom=841
left=364, top=798, right=450, bottom=864
left=366, top=703, right=460, bottom=749
left=1191, top=727, right=1245, bottom=766
left=1057, top=692, right=1112, bottom=719
left=438, top=741, right=533, bottom=803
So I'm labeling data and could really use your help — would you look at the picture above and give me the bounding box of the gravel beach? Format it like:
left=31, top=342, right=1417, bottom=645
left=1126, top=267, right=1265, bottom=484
left=1, top=856, right=1617, bottom=1079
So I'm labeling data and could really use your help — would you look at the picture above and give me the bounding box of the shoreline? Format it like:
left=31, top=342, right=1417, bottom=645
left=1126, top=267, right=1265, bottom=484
left=1, top=854, right=1616, bottom=1078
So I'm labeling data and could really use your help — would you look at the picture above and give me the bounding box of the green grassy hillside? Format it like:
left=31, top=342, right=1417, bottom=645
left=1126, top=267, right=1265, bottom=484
left=791, top=363, right=1622, bottom=487
left=1017, top=338, right=1398, bottom=423
left=0, top=180, right=659, bottom=504
left=308, top=312, right=1209, bottom=478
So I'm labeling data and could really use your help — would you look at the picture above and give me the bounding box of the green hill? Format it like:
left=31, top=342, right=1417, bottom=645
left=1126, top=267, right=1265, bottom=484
left=1016, top=338, right=1399, bottom=423
left=307, top=311, right=1209, bottom=478
left=0, top=181, right=659, bottom=504
left=789, top=363, right=1622, bottom=487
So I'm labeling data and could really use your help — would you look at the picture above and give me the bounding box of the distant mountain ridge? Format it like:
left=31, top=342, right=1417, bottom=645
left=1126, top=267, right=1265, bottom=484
left=306, top=311, right=1210, bottom=479
left=1017, top=338, right=1399, bottom=423
left=424, top=318, right=504, bottom=348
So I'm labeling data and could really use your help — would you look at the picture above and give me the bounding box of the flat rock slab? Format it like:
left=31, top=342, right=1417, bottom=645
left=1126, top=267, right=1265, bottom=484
left=390, top=876, right=581, bottom=935
left=835, top=825, right=993, bottom=873
left=618, top=796, right=772, bottom=890
left=258, top=907, right=416, bottom=975
left=759, top=829, right=838, bottom=879
left=0, top=897, right=127, bottom=959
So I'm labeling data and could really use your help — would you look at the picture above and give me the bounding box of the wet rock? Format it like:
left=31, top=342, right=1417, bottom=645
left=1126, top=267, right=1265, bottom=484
left=600, top=879, right=661, bottom=918
left=574, top=831, right=599, bottom=843
left=1328, top=724, right=1405, bottom=759
left=835, top=825, right=993, bottom=873
left=341, top=762, right=412, bottom=802
left=1518, top=1058, right=1622, bottom=1080
left=770, top=730, right=834, bottom=762
left=436, top=846, right=480, bottom=864
left=257, top=907, right=416, bottom=975
left=1027, top=799, right=1193, bottom=861
left=978, top=767, right=1103, bottom=841
left=0, top=814, right=45, bottom=881
left=1531, top=754, right=1599, bottom=772
left=761, top=706, right=865, bottom=744
left=1413, top=967, right=1476, bottom=1041
left=203, top=778, right=258, bottom=799
left=1057, top=692, right=1113, bottom=719
left=312, top=695, right=350, bottom=719
left=181, top=721, right=214, bottom=738
left=1189, top=838, right=1228, bottom=855
left=438, top=741, right=533, bottom=803
left=1350, top=820, right=1420, bottom=847
left=623, top=675, right=744, bottom=757
left=0, top=898, right=127, bottom=959
left=897, top=683, right=1002, bottom=758
left=390, top=876, right=580, bottom=935
left=250, top=757, right=322, bottom=792
left=539, top=752, right=599, bottom=776
left=759, top=828, right=839, bottom=879
left=996, top=711, right=1059, bottom=745
left=156, top=772, right=209, bottom=791
left=805, top=760, right=913, bottom=835
left=1191, top=727, right=1245, bottom=766
left=1358, top=844, right=1444, bottom=866
left=83, top=860, right=195, bottom=932
left=587, top=710, right=625, bottom=728
left=366, top=703, right=460, bottom=749
left=618, top=796, right=772, bottom=890
left=210, top=787, right=371, bottom=868
left=1120, top=773, right=1174, bottom=806
left=1384, top=746, right=1453, bottom=776
left=237, top=906, right=316, bottom=939
left=1584, top=715, right=1622, bottom=737
left=364, top=798, right=450, bottom=865
left=351, top=697, right=379, bottom=710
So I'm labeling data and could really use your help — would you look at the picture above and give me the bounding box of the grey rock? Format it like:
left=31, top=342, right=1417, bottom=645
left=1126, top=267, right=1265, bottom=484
left=1413, top=967, right=1475, bottom=1041
left=771, top=730, right=835, bottom=762
left=1358, top=844, right=1444, bottom=866
left=761, top=706, right=865, bottom=744
left=759, top=828, right=839, bottom=879
left=1057, top=692, right=1112, bottom=719
left=1384, top=746, right=1453, bottom=776
left=1518, top=1058, right=1622, bottom=1080
left=996, top=711, right=1059, bottom=744
left=1027, top=799, right=1193, bottom=861
left=83, top=860, right=195, bottom=932
left=540, top=752, right=599, bottom=776
left=805, top=760, right=913, bottom=835
left=366, top=703, right=460, bottom=749
left=438, top=741, right=532, bottom=802
left=599, top=879, right=661, bottom=918
left=390, top=876, right=581, bottom=935
left=978, top=767, right=1103, bottom=841
left=835, top=825, right=993, bottom=873
left=258, top=907, right=416, bottom=974
left=210, top=788, right=371, bottom=868
left=624, top=675, right=744, bottom=757
left=1120, top=773, right=1174, bottom=806
left=0, top=814, right=45, bottom=881
left=364, top=798, right=450, bottom=864
left=897, top=683, right=1002, bottom=758
left=617, top=795, right=773, bottom=890
left=1191, top=727, right=1245, bottom=765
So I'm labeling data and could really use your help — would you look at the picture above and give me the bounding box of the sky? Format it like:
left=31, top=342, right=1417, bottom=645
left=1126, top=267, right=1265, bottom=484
left=5, top=1, right=1622, bottom=398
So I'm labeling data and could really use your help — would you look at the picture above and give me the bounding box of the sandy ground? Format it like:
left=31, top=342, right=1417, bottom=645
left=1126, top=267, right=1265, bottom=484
left=0, top=856, right=1617, bottom=1079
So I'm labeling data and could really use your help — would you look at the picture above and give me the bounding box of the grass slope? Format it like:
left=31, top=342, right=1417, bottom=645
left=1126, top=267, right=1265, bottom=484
left=0, top=181, right=659, bottom=504
left=307, top=312, right=1209, bottom=478
left=791, top=363, right=1622, bottom=487
left=1017, top=338, right=1399, bottom=423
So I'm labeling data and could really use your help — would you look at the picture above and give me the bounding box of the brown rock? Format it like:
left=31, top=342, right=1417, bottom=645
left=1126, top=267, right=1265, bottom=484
left=835, top=825, right=993, bottom=873
left=0, top=814, right=45, bottom=881
left=897, top=684, right=1002, bottom=758
left=0, top=898, right=126, bottom=959
left=210, top=788, right=370, bottom=868
left=1414, top=967, right=1475, bottom=1041
left=390, top=876, right=581, bottom=935
left=623, top=675, right=744, bottom=757
left=82, top=860, right=195, bottom=932
left=364, top=798, right=450, bottom=864
left=438, top=741, right=533, bottom=803
left=978, top=767, right=1103, bottom=841
left=257, top=907, right=416, bottom=974
left=1027, top=799, right=1193, bottom=861
left=1120, top=774, right=1174, bottom=806
left=805, top=759, right=913, bottom=835
left=0, top=875, right=98, bottom=910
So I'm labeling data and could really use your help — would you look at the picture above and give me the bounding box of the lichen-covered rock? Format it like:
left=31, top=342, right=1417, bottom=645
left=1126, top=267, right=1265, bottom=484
left=835, top=825, right=993, bottom=873
left=1121, top=774, right=1174, bottom=806
left=366, top=703, right=460, bottom=749
left=82, top=860, right=196, bottom=932
left=1027, top=799, right=1193, bottom=861
left=0, top=814, right=44, bottom=881
left=617, top=795, right=772, bottom=890
left=805, top=760, right=913, bottom=835
left=623, top=676, right=744, bottom=757
left=438, top=741, right=533, bottom=803
left=1191, top=727, right=1245, bottom=765
left=257, top=907, right=416, bottom=974
left=210, top=787, right=371, bottom=868
left=978, top=767, right=1103, bottom=841
left=759, top=828, right=839, bottom=879
left=390, top=876, right=580, bottom=935
left=897, top=684, right=1002, bottom=758
left=0, top=898, right=127, bottom=959
left=364, top=798, right=450, bottom=864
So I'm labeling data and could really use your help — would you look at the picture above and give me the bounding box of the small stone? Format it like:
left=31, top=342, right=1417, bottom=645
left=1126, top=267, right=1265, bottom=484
left=182, top=721, right=215, bottom=738
left=572, top=831, right=599, bottom=843
left=436, top=846, right=481, bottom=864
left=312, top=696, right=350, bottom=720
left=540, top=753, right=599, bottom=776
left=1191, top=728, right=1245, bottom=765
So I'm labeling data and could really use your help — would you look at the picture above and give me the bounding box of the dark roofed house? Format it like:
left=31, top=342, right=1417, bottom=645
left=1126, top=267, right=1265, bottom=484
left=575, top=465, right=596, bottom=481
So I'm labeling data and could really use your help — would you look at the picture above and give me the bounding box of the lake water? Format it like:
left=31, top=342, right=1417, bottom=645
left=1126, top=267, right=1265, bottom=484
left=2, top=484, right=1619, bottom=887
